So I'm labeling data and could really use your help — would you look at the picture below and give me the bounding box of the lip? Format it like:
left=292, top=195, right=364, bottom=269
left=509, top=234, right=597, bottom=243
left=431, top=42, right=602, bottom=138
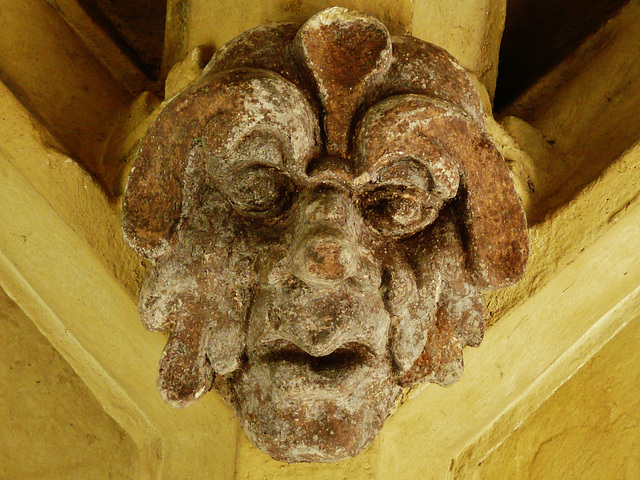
left=227, top=341, right=402, bottom=464
left=253, top=341, right=382, bottom=391
left=264, top=341, right=374, bottom=371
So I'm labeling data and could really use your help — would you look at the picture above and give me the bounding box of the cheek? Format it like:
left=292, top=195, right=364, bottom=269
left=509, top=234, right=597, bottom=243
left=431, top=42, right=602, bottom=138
left=383, top=237, right=448, bottom=374
left=380, top=246, right=421, bottom=315
left=138, top=260, right=199, bottom=332
left=383, top=262, right=416, bottom=314
left=139, top=224, right=260, bottom=330
left=199, top=254, right=256, bottom=325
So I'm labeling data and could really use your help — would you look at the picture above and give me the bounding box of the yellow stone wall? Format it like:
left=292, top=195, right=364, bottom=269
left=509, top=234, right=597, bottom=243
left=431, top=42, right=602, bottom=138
left=1, top=0, right=639, bottom=478
left=0, top=287, right=138, bottom=479
left=462, top=316, right=640, bottom=480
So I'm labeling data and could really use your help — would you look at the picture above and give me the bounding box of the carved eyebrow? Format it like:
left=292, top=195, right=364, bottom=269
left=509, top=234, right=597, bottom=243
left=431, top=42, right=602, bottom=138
left=355, top=153, right=459, bottom=202
left=356, top=95, right=465, bottom=161
left=366, top=156, right=432, bottom=188
left=226, top=129, right=288, bottom=168
left=354, top=94, right=461, bottom=197
left=200, top=71, right=321, bottom=175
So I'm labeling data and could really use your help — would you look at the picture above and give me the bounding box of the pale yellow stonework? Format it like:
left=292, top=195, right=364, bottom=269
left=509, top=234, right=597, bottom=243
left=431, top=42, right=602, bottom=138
left=0, top=287, right=138, bottom=479
left=459, top=316, right=640, bottom=480
left=1, top=0, right=639, bottom=478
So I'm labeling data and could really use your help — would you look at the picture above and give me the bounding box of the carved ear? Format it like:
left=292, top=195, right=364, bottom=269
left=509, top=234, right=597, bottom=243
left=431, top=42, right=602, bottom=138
left=123, top=70, right=242, bottom=258
left=123, top=68, right=319, bottom=258
left=449, top=116, right=529, bottom=288
left=356, top=95, right=528, bottom=288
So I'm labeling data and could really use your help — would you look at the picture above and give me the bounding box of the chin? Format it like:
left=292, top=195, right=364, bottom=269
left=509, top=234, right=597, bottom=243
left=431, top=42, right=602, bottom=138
left=225, top=354, right=402, bottom=462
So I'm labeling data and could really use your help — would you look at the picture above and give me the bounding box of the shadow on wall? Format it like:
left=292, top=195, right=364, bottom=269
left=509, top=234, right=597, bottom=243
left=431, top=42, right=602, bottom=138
left=494, top=0, right=630, bottom=110
left=75, top=0, right=631, bottom=107
left=78, top=0, right=166, bottom=78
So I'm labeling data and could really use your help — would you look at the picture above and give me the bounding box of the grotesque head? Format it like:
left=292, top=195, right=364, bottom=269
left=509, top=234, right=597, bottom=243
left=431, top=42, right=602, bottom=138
left=122, top=8, right=528, bottom=463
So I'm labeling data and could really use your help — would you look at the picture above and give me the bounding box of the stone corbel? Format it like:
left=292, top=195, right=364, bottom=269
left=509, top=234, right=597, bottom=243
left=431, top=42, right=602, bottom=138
left=122, top=7, right=528, bottom=463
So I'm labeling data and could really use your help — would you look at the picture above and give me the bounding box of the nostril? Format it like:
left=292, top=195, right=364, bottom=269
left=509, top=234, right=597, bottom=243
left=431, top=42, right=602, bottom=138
left=303, top=239, right=353, bottom=282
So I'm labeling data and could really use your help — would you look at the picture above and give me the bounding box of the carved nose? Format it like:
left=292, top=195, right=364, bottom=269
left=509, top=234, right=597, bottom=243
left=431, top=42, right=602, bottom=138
left=292, top=187, right=359, bottom=286
left=301, top=237, right=354, bottom=283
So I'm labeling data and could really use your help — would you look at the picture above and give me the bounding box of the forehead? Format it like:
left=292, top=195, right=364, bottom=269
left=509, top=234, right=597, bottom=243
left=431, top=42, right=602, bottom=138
left=199, top=71, right=320, bottom=177
left=199, top=72, right=460, bottom=190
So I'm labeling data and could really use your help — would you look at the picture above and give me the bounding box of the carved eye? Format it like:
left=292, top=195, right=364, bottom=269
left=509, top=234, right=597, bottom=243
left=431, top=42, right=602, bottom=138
left=362, top=185, right=439, bottom=237
left=360, top=158, right=451, bottom=237
left=227, top=164, right=295, bottom=218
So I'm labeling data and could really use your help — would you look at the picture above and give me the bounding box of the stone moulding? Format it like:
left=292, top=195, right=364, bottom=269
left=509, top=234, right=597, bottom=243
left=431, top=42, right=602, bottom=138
left=122, top=7, right=528, bottom=463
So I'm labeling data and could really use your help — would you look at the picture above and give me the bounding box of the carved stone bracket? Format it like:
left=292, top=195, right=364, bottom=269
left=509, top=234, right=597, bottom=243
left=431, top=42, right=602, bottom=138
left=122, top=7, right=528, bottom=463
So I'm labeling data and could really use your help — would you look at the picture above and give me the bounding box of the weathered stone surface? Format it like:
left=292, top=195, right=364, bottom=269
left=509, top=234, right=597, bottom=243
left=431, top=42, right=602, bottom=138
left=122, top=7, right=528, bottom=463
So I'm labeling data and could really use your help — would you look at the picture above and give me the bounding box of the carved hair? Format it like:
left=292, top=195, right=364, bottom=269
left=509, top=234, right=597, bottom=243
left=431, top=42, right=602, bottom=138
left=123, top=9, right=527, bottom=288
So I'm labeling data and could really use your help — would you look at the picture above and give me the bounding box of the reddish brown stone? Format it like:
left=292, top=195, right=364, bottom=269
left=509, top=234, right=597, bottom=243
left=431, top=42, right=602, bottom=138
left=122, top=7, right=528, bottom=463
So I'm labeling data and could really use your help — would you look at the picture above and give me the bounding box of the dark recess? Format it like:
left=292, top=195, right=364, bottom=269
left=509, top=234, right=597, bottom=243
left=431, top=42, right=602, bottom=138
left=495, top=0, right=630, bottom=111
left=78, top=0, right=167, bottom=79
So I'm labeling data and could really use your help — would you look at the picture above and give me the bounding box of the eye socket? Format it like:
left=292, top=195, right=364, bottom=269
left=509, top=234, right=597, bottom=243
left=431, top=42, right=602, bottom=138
left=362, top=185, right=440, bottom=237
left=226, top=164, right=296, bottom=218
left=359, top=157, right=456, bottom=237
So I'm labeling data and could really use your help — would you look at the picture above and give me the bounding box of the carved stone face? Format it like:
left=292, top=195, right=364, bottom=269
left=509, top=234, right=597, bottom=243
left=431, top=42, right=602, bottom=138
left=122, top=8, right=528, bottom=463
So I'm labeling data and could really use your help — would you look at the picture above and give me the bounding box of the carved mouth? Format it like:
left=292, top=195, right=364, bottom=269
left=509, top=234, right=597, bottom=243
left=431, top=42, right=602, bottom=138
left=264, top=341, right=373, bottom=370
left=258, top=341, right=377, bottom=386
